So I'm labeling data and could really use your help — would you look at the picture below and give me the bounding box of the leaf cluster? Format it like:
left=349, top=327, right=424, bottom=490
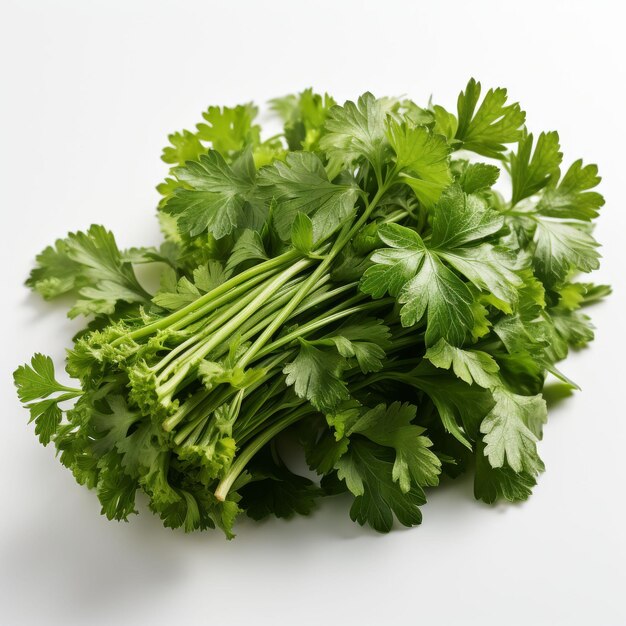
left=15, top=79, right=608, bottom=537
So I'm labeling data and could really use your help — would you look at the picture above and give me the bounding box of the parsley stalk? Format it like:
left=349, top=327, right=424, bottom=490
left=236, top=177, right=396, bottom=370
left=215, top=406, right=315, bottom=502
left=15, top=81, right=608, bottom=536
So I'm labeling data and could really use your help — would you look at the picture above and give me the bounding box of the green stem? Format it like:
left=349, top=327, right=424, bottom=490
left=54, top=390, right=84, bottom=402
left=501, top=209, right=538, bottom=219
left=214, top=406, right=312, bottom=501
left=288, top=281, right=358, bottom=319
left=114, top=249, right=300, bottom=345
left=172, top=386, right=233, bottom=445
left=253, top=298, right=393, bottom=361
left=232, top=275, right=327, bottom=348
left=165, top=351, right=289, bottom=438
left=156, top=259, right=312, bottom=401
left=233, top=378, right=285, bottom=439
left=154, top=274, right=292, bottom=380
left=382, top=209, right=409, bottom=224
left=167, top=269, right=277, bottom=333
left=236, top=393, right=303, bottom=445
left=231, top=282, right=359, bottom=360
left=236, top=181, right=394, bottom=369
left=162, top=386, right=211, bottom=432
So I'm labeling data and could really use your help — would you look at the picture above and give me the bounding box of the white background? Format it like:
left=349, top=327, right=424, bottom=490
left=1, top=1, right=625, bottom=624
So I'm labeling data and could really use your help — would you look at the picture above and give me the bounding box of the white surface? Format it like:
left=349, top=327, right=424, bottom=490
left=1, top=1, right=625, bottom=624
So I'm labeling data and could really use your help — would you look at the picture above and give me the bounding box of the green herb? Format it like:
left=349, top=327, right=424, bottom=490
left=14, top=79, right=609, bottom=537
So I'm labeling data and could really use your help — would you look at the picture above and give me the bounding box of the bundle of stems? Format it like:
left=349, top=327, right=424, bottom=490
left=14, top=80, right=608, bottom=536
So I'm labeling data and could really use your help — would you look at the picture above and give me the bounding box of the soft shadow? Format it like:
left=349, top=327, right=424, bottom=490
left=0, top=458, right=486, bottom=626
left=543, top=381, right=576, bottom=408
left=235, top=491, right=382, bottom=541
left=0, top=492, right=183, bottom=625
left=0, top=479, right=370, bottom=625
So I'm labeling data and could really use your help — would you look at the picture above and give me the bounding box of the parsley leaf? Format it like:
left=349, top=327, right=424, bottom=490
left=16, top=79, right=609, bottom=537
left=270, top=88, right=336, bottom=151
left=161, top=130, right=206, bottom=166
left=337, top=440, right=426, bottom=533
left=257, top=151, right=359, bottom=241
left=457, top=162, right=500, bottom=194
left=537, top=159, right=604, bottom=221
left=410, top=362, right=496, bottom=448
left=387, top=120, right=452, bottom=208
left=14, top=354, right=82, bottom=445
left=153, top=260, right=230, bottom=311
left=27, top=225, right=150, bottom=318
left=225, top=229, right=268, bottom=272
left=431, top=184, right=504, bottom=247
left=284, top=339, right=350, bottom=412
left=196, top=103, right=260, bottom=154
left=455, top=78, right=526, bottom=158
left=344, top=402, right=442, bottom=492
left=532, top=219, right=600, bottom=286
left=96, top=450, right=138, bottom=521
left=425, top=339, right=500, bottom=388
left=320, top=92, right=395, bottom=171
left=361, top=185, right=520, bottom=343
left=164, top=149, right=256, bottom=238
left=360, top=223, right=474, bottom=345
left=480, top=387, right=547, bottom=475
left=91, top=395, right=142, bottom=456
left=511, top=131, right=562, bottom=205
left=240, top=446, right=321, bottom=520
left=14, top=353, right=75, bottom=402
left=313, top=317, right=391, bottom=374
left=474, top=441, right=537, bottom=503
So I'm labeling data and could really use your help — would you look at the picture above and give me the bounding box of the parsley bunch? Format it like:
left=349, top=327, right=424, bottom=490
left=14, top=80, right=609, bottom=536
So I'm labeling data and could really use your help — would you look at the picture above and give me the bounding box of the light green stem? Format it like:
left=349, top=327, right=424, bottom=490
left=236, top=182, right=393, bottom=370
left=214, top=407, right=311, bottom=501
left=157, top=259, right=312, bottom=401
left=253, top=298, right=393, bottom=361
left=114, top=249, right=300, bottom=344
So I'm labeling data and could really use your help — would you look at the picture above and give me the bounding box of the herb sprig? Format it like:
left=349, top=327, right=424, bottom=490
left=14, top=80, right=608, bottom=537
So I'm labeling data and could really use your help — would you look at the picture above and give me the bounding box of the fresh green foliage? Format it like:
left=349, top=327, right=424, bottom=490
left=425, top=339, right=500, bottom=389
left=257, top=151, right=359, bottom=241
left=360, top=185, right=520, bottom=344
left=163, top=150, right=257, bottom=238
left=337, top=440, right=426, bottom=532
left=14, top=354, right=82, bottom=444
left=511, top=131, right=562, bottom=205
left=196, top=103, right=260, bottom=155
left=26, top=225, right=150, bottom=317
left=455, top=78, right=526, bottom=158
left=15, top=79, right=608, bottom=538
left=320, top=92, right=394, bottom=173
left=388, top=121, right=452, bottom=208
